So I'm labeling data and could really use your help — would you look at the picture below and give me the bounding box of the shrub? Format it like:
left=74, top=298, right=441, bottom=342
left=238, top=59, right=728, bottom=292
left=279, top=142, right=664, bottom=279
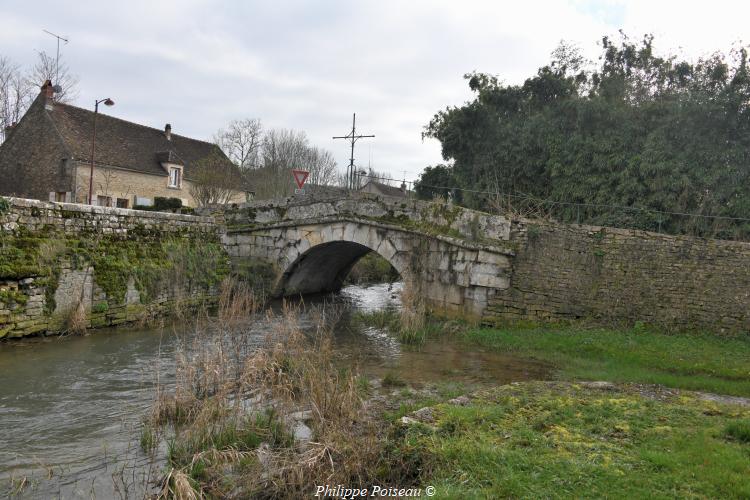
left=92, top=302, right=109, bottom=314
left=153, top=197, right=183, bottom=211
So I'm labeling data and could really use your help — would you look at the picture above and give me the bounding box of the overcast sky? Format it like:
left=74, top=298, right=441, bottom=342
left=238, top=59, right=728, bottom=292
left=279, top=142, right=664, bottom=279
left=1, top=0, right=748, bottom=184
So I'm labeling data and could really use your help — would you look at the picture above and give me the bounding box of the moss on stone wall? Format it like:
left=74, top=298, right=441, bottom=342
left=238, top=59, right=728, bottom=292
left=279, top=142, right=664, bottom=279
left=0, top=226, right=230, bottom=332
left=230, top=258, right=277, bottom=296
left=0, top=196, right=9, bottom=215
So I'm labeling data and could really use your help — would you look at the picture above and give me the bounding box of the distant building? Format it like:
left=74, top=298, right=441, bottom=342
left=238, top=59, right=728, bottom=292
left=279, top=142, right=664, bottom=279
left=302, top=183, right=348, bottom=198
left=358, top=179, right=408, bottom=198
left=0, top=81, right=250, bottom=207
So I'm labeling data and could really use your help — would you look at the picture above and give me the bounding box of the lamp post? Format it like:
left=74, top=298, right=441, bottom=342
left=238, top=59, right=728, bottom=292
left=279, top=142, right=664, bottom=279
left=88, top=97, right=115, bottom=205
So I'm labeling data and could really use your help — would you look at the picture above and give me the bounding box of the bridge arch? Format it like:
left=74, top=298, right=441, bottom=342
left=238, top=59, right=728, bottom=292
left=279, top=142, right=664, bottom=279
left=272, top=221, right=411, bottom=296
left=222, top=210, right=513, bottom=318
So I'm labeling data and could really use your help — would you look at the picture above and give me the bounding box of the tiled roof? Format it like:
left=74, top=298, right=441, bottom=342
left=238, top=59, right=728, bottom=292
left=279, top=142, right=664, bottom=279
left=47, top=101, right=233, bottom=178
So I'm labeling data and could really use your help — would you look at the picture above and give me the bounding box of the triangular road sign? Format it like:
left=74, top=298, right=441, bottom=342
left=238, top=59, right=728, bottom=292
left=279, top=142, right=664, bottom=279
left=292, top=169, right=309, bottom=189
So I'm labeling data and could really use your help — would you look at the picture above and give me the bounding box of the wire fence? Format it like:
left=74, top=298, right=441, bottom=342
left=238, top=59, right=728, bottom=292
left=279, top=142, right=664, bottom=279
left=353, top=173, right=750, bottom=241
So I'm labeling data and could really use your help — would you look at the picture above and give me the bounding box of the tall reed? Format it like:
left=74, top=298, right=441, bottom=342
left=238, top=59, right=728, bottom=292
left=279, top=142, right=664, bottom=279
left=147, top=279, right=389, bottom=498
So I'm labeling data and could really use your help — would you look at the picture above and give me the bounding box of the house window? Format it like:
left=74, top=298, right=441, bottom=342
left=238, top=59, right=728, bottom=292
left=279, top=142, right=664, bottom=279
left=116, top=198, right=129, bottom=208
left=55, top=192, right=67, bottom=202
left=97, top=195, right=112, bottom=207
left=168, top=167, right=182, bottom=188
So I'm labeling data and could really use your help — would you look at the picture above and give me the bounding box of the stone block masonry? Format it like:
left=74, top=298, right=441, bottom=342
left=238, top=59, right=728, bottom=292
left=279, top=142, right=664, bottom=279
left=5, top=192, right=750, bottom=338
left=0, top=197, right=227, bottom=339
left=217, top=194, right=750, bottom=333
left=1, top=197, right=216, bottom=235
left=484, top=220, right=750, bottom=332
left=214, top=194, right=516, bottom=319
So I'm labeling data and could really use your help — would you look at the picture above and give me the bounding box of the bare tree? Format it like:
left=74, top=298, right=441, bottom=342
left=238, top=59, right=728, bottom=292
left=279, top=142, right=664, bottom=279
left=1, top=51, right=80, bottom=143
left=0, top=57, right=33, bottom=143
left=304, top=146, right=338, bottom=187
left=251, top=129, right=340, bottom=198
left=28, top=51, right=78, bottom=103
left=250, top=128, right=309, bottom=199
left=212, top=119, right=341, bottom=199
left=213, top=118, right=263, bottom=171
left=189, top=151, right=244, bottom=206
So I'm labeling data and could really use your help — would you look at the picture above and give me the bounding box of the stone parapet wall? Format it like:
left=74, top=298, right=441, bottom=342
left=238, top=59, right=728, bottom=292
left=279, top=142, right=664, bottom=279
left=205, top=193, right=512, bottom=245
left=0, top=197, right=226, bottom=339
left=5, top=194, right=749, bottom=336
left=485, top=219, right=750, bottom=332
left=1, top=196, right=216, bottom=234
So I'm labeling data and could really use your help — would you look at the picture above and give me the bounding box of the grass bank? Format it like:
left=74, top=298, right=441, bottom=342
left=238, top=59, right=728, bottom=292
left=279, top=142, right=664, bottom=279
left=459, top=325, right=750, bottom=397
left=144, top=290, right=750, bottom=498
left=393, top=381, right=750, bottom=499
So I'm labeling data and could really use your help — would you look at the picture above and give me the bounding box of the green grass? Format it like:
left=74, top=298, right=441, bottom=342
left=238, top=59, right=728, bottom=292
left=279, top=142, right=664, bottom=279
left=391, top=382, right=750, bottom=499
left=382, top=372, right=407, bottom=388
left=346, top=251, right=399, bottom=284
left=354, top=309, right=463, bottom=345
left=167, top=409, right=292, bottom=467
left=725, top=420, right=750, bottom=443
left=140, top=422, right=157, bottom=452
left=352, top=309, right=400, bottom=330
left=461, top=325, right=750, bottom=397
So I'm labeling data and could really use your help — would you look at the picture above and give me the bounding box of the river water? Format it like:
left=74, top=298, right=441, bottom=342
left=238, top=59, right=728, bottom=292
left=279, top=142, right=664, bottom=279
left=0, top=283, right=548, bottom=498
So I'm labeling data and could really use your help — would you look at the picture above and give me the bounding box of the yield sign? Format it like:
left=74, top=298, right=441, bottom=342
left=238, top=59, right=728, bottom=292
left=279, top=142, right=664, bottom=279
left=292, top=169, right=309, bottom=189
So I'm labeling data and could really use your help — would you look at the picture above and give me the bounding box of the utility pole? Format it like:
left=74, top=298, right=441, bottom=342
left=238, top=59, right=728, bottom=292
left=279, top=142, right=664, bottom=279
left=43, top=29, right=68, bottom=88
left=333, top=113, right=374, bottom=191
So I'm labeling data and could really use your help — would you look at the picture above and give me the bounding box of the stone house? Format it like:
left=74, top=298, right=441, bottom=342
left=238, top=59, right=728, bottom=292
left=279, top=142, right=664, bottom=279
left=359, top=179, right=408, bottom=198
left=0, top=81, right=250, bottom=208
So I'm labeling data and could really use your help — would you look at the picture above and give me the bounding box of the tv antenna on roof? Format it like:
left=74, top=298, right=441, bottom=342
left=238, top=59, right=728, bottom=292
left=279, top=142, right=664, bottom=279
left=42, top=29, right=68, bottom=91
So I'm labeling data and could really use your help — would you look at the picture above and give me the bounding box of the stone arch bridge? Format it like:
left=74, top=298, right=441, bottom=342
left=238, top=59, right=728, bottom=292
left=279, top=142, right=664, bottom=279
left=211, top=194, right=750, bottom=330
left=216, top=195, right=514, bottom=318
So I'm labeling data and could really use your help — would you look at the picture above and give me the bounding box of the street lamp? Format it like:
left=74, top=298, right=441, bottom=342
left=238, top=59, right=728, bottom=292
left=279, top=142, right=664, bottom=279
left=88, top=97, right=115, bottom=205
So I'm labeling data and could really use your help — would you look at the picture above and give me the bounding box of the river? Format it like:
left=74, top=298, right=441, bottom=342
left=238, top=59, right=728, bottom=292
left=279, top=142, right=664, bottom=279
left=0, top=282, right=548, bottom=498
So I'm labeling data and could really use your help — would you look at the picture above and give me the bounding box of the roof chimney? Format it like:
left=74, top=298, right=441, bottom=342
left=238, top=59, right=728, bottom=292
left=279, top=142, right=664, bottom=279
left=165, top=123, right=172, bottom=141
left=41, top=80, right=54, bottom=109
left=41, top=80, right=54, bottom=98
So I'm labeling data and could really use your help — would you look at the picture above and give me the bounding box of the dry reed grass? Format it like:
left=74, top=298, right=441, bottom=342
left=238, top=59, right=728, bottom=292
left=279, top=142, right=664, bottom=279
left=397, top=279, right=427, bottom=344
left=146, top=278, right=390, bottom=498
left=63, top=298, right=88, bottom=335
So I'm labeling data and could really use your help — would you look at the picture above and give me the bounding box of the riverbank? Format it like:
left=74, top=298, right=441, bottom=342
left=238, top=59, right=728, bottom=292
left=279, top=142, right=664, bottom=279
left=143, top=307, right=750, bottom=498
left=459, top=323, right=750, bottom=397
left=391, top=380, right=750, bottom=499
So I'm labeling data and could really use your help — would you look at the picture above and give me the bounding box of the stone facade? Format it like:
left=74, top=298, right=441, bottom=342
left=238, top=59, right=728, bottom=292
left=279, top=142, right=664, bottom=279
left=70, top=163, right=247, bottom=208
left=0, top=197, right=224, bottom=339
left=0, top=96, right=72, bottom=200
